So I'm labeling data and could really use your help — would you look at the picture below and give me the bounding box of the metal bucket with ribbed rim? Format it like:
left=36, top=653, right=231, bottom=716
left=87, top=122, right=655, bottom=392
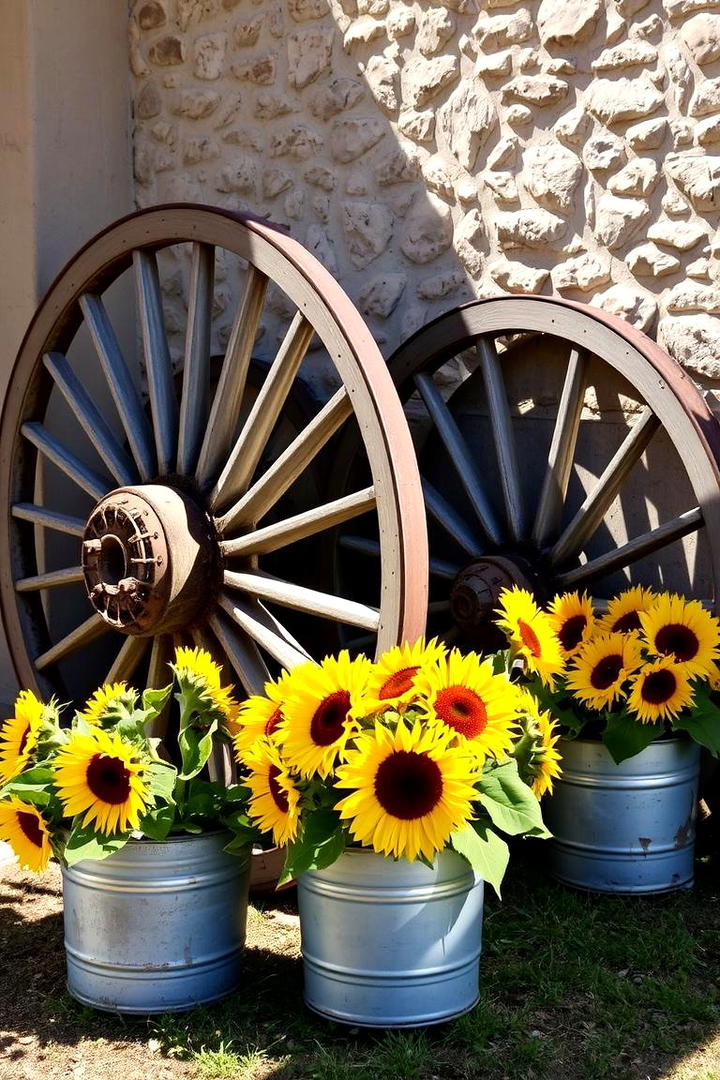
left=297, top=847, right=483, bottom=1028
left=62, top=832, right=250, bottom=1014
left=544, top=737, right=700, bottom=895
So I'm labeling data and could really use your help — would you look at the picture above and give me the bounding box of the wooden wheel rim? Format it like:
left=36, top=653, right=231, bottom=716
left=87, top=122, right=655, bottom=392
left=0, top=205, right=428, bottom=698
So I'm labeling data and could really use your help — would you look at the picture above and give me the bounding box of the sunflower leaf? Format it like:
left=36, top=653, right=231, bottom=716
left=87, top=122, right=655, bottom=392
left=63, top=821, right=128, bottom=866
left=450, top=822, right=508, bottom=898
left=475, top=760, right=550, bottom=838
left=177, top=717, right=219, bottom=780
left=138, top=804, right=175, bottom=841
left=278, top=809, right=346, bottom=885
left=145, top=761, right=177, bottom=804
left=142, top=685, right=172, bottom=716
left=602, top=711, right=664, bottom=764
left=672, top=683, right=720, bottom=755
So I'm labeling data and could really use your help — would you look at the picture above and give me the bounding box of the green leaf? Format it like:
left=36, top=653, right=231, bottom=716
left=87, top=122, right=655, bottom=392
left=0, top=765, right=55, bottom=807
left=145, top=761, right=177, bottom=804
left=142, top=685, right=172, bottom=715
left=177, top=717, right=218, bottom=780
left=223, top=831, right=254, bottom=858
left=138, top=804, right=175, bottom=841
left=279, top=809, right=346, bottom=885
left=602, top=711, right=664, bottom=764
left=64, top=821, right=127, bottom=867
left=673, top=683, right=720, bottom=755
left=450, top=822, right=509, bottom=899
left=476, top=759, right=550, bottom=838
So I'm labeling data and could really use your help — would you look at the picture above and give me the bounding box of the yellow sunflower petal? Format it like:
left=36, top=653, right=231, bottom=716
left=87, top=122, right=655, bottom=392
left=0, top=797, right=53, bottom=872
left=639, top=593, right=720, bottom=678
left=0, top=691, right=45, bottom=785
left=495, top=588, right=565, bottom=688
left=77, top=682, right=137, bottom=726
left=53, top=728, right=152, bottom=836
left=627, top=659, right=694, bottom=723
left=363, top=637, right=447, bottom=713
left=565, top=632, right=644, bottom=711
left=243, top=739, right=301, bottom=846
left=548, top=592, right=595, bottom=658
left=597, top=586, right=656, bottom=636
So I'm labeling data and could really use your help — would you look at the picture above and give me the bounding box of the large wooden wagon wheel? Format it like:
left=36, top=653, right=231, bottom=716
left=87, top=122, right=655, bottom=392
left=332, top=296, right=720, bottom=652
left=0, top=205, right=427, bottom=705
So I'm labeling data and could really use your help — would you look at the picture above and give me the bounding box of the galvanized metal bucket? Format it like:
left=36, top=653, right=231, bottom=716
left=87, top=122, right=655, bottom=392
left=297, top=847, right=483, bottom=1028
left=544, top=737, right=700, bottom=895
left=62, top=832, right=250, bottom=1014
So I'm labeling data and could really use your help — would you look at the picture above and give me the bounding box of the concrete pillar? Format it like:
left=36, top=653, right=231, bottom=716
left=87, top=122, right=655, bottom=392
left=0, top=0, right=133, bottom=704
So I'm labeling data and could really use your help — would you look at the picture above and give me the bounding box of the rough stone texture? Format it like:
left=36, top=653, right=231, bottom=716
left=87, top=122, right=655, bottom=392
left=524, top=144, right=582, bottom=212
left=132, top=0, right=720, bottom=367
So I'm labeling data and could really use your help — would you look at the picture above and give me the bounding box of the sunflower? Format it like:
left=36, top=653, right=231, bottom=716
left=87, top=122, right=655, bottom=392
left=414, top=649, right=519, bottom=764
left=53, top=728, right=152, bottom=835
left=362, top=637, right=447, bottom=713
left=234, top=672, right=291, bottom=761
left=639, top=593, right=720, bottom=678
left=0, top=691, right=45, bottom=786
left=627, top=659, right=694, bottom=724
left=548, top=592, right=595, bottom=658
left=0, top=798, right=53, bottom=872
left=278, top=652, right=371, bottom=778
left=77, top=682, right=137, bottom=726
left=335, top=718, right=477, bottom=862
left=597, top=585, right=656, bottom=636
left=495, top=588, right=565, bottom=687
left=566, top=632, right=644, bottom=711
left=516, top=693, right=563, bottom=799
left=173, top=646, right=241, bottom=733
left=244, top=740, right=301, bottom=846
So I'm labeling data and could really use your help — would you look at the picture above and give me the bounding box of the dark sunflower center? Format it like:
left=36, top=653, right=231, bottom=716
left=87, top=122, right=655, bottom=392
left=268, top=765, right=289, bottom=814
left=590, top=654, right=624, bottom=690
left=374, top=750, right=443, bottom=820
left=17, top=725, right=30, bottom=756
left=310, top=690, right=351, bottom=746
left=378, top=666, right=419, bottom=700
left=641, top=668, right=677, bottom=705
left=559, top=615, right=587, bottom=652
left=435, top=686, right=488, bottom=738
left=86, top=754, right=132, bottom=805
left=518, top=619, right=542, bottom=657
left=612, top=611, right=642, bottom=633
left=655, top=623, right=699, bottom=663
left=17, top=811, right=43, bottom=849
left=265, top=707, right=283, bottom=737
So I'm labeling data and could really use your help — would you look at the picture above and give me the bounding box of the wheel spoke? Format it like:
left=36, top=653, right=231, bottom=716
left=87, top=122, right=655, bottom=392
left=423, top=478, right=483, bottom=557
left=79, top=294, right=156, bottom=481
left=207, top=612, right=270, bottom=695
left=477, top=336, right=525, bottom=542
left=556, top=507, right=704, bottom=589
left=222, top=486, right=376, bottom=558
left=15, top=566, right=84, bottom=593
left=550, top=407, right=661, bottom=567
left=195, top=265, right=269, bottom=488
left=219, top=592, right=311, bottom=670
left=134, top=250, right=178, bottom=475
left=43, top=352, right=137, bottom=487
left=532, top=347, right=588, bottom=548
left=428, top=599, right=451, bottom=614
left=225, top=569, right=380, bottom=631
left=217, top=388, right=352, bottom=532
left=34, top=613, right=110, bottom=671
left=338, top=535, right=458, bottom=581
left=177, top=243, right=215, bottom=475
left=106, top=635, right=148, bottom=684
left=414, top=372, right=503, bottom=545
left=22, top=422, right=109, bottom=502
left=212, top=312, right=314, bottom=509
left=12, top=503, right=85, bottom=536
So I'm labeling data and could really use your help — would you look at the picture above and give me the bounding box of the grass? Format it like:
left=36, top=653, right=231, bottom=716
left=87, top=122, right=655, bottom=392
left=140, top=849, right=720, bottom=1080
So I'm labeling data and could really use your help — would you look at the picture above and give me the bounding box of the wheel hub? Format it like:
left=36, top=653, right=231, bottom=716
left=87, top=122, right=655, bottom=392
left=82, top=485, right=219, bottom=635
left=450, top=556, right=534, bottom=634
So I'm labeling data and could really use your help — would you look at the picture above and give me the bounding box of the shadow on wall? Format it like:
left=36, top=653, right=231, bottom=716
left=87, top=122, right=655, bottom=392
left=127, top=0, right=720, bottom=599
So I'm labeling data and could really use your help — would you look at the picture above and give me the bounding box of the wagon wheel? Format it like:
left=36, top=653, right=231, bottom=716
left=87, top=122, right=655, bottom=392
left=0, top=204, right=427, bottom=707
left=331, top=295, right=720, bottom=653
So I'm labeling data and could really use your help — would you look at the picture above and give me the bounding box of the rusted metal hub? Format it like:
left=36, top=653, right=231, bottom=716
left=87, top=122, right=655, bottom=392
left=450, top=555, right=534, bottom=634
left=82, top=485, right=219, bottom=635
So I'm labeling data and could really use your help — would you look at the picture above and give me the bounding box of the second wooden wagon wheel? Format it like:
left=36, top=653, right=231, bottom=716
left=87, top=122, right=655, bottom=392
left=332, top=296, right=720, bottom=652
left=0, top=204, right=428, bottom=705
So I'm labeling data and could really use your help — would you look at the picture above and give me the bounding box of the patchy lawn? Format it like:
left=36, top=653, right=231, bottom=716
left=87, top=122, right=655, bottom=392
left=1, top=847, right=718, bottom=1080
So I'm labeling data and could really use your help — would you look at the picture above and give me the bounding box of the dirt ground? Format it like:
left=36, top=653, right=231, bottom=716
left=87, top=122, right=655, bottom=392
left=0, top=861, right=298, bottom=1080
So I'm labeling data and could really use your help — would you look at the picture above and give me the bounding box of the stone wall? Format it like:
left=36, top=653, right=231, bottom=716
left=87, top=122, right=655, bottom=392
left=130, top=0, right=720, bottom=388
